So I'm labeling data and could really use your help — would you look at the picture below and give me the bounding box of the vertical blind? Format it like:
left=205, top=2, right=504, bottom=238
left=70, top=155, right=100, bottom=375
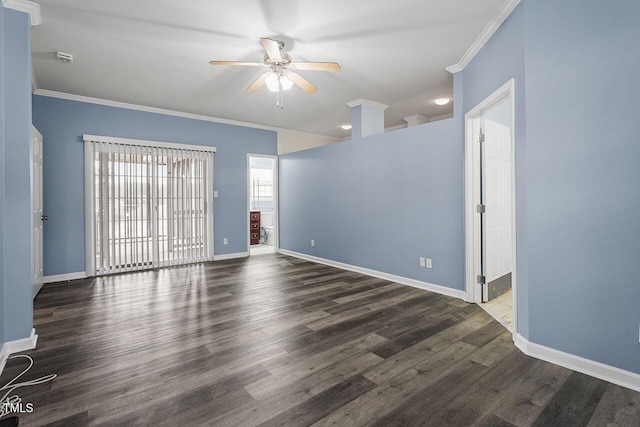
left=84, top=136, right=215, bottom=276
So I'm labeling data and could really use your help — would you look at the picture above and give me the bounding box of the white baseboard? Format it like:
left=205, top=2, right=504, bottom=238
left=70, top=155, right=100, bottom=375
left=44, top=271, right=87, bottom=283
left=515, top=334, right=640, bottom=393
left=213, top=252, right=249, bottom=261
left=278, top=249, right=466, bottom=300
left=0, top=328, right=38, bottom=375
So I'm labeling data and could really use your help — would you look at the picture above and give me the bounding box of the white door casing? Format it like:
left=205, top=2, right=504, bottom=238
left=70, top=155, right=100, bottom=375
left=31, top=126, right=44, bottom=298
left=247, top=154, right=279, bottom=254
left=464, top=78, right=517, bottom=339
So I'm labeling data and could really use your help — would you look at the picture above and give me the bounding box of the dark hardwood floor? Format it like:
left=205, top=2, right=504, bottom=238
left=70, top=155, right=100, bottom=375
left=2, top=254, right=639, bottom=426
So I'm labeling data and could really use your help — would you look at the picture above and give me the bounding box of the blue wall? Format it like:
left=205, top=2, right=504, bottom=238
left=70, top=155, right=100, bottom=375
left=462, top=0, right=640, bottom=374
left=523, top=0, right=640, bottom=374
left=280, top=80, right=465, bottom=291
left=32, top=96, right=277, bottom=276
left=462, top=3, right=530, bottom=338
left=0, top=5, right=33, bottom=344
left=279, top=0, right=640, bottom=376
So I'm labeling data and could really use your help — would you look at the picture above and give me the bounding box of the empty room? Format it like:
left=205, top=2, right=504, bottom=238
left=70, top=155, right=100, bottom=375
left=0, top=0, right=639, bottom=426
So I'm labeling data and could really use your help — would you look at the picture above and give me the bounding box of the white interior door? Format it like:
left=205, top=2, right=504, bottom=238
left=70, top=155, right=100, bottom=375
left=31, top=126, right=44, bottom=298
left=482, top=118, right=512, bottom=300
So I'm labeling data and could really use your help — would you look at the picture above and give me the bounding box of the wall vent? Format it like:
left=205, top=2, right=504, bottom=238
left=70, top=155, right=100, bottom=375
left=56, top=52, right=73, bottom=63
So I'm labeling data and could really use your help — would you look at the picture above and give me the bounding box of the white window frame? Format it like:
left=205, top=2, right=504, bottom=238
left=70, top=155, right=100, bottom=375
left=84, top=134, right=215, bottom=276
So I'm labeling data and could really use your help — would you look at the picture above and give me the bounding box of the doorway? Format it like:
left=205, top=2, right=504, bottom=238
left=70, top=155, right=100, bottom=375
left=465, top=80, right=517, bottom=335
left=84, top=136, right=215, bottom=276
left=31, top=125, right=44, bottom=298
left=247, top=155, right=278, bottom=256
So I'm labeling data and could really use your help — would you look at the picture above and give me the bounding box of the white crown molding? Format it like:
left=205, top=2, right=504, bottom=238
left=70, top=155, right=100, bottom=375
left=213, top=252, right=249, bottom=261
left=44, top=271, right=87, bottom=284
left=0, top=328, right=38, bottom=375
left=346, top=98, right=389, bottom=111
left=33, top=89, right=337, bottom=140
left=445, top=0, right=521, bottom=73
left=515, top=334, right=640, bottom=393
left=278, top=249, right=466, bottom=301
left=1, top=0, right=41, bottom=26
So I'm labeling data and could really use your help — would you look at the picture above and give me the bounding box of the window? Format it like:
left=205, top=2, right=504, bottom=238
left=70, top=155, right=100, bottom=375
left=250, top=167, right=274, bottom=212
left=84, top=135, right=215, bottom=276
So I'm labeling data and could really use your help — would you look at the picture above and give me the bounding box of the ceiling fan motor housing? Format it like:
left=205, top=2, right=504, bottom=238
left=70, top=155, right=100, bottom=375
left=264, top=52, right=291, bottom=66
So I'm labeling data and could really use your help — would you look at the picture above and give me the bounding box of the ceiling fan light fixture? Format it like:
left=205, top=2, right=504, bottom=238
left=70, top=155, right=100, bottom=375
left=266, top=73, right=293, bottom=92
left=434, top=98, right=450, bottom=106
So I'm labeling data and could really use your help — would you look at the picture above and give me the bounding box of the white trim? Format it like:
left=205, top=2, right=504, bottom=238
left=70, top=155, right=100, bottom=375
left=431, top=113, right=454, bottom=122
left=43, top=271, right=87, bottom=284
left=346, top=98, right=389, bottom=110
left=278, top=249, right=466, bottom=300
left=445, top=0, right=521, bottom=73
left=84, top=141, right=96, bottom=276
left=384, top=124, right=407, bottom=132
left=1, top=0, right=41, bottom=26
left=0, top=329, right=38, bottom=375
left=515, top=334, right=640, bottom=393
left=213, top=252, right=248, bottom=261
left=464, top=79, right=517, bottom=341
left=34, top=89, right=336, bottom=140
left=83, top=134, right=217, bottom=153
left=31, top=66, right=38, bottom=93
left=208, top=151, right=216, bottom=261
left=247, top=154, right=279, bottom=255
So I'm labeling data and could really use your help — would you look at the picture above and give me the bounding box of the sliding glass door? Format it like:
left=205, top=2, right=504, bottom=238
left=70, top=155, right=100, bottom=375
left=85, top=136, right=214, bottom=276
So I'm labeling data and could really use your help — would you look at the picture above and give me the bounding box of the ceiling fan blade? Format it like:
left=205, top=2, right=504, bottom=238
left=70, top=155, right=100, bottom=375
left=291, top=62, right=341, bottom=72
left=247, top=72, right=271, bottom=92
left=209, top=61, right=263, bottom=67
left=288, top=72, right=318, bottom=94
left=261, top=38, right=282, bottom=61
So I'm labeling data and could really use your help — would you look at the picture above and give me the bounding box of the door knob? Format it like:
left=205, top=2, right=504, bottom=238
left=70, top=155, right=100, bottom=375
left=41, top=215, right=48, bottom=221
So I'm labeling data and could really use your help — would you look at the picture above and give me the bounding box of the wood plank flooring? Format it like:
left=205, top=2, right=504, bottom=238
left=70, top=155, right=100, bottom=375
left=2, top=254, right=639, bottom=426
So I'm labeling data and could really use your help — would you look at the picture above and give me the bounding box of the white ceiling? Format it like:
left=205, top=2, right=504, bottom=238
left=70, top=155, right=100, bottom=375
left=31, top=0, right=506, bottom=138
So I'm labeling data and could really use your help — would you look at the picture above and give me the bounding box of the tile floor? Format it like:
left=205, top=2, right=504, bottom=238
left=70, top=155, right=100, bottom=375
left=249, top=243, right=274, bottom=256
left=482, top=289, right=513, bottom=330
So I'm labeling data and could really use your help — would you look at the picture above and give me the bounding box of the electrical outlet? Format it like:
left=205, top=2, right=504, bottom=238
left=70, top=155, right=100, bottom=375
left=426, top=258, right=432, bottom=268
left=311, top=240, right=315, bottom=247
left=419, top=257, right=426, bottom=267
left=223, top=238, right=228, bottom=245
left=213, top=191, right=218, bottom=198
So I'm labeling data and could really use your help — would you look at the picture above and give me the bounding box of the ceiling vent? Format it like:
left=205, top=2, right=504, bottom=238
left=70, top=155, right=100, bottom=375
left=56, top=52, right=73, bottom=63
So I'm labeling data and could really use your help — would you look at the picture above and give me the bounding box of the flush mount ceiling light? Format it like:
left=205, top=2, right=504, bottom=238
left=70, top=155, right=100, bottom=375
left=434, top=98, right=450, bottom=106
left=341, top=124, right=352, bottom=130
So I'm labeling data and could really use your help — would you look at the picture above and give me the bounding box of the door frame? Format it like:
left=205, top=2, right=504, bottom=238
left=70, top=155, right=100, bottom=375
left=31, top=125, right=44, bottom=298
left=246, top=154, right=279, bottom=254
left=464, top=79, right=517, bottom=338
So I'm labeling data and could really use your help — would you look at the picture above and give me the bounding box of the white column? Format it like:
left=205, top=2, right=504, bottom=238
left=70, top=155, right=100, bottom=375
left=346, top=98, right=389, bottom=138
left=403, top=114, right=429, bottom=127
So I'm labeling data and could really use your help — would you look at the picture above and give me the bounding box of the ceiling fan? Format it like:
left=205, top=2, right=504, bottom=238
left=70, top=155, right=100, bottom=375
left=209, top=38, right=341, bottom=108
